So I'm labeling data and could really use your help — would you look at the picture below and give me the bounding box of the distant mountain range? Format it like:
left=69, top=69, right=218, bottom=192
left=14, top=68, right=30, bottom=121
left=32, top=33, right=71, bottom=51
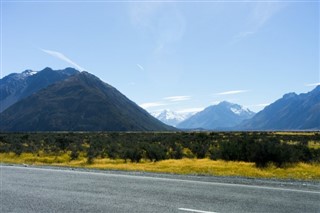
left=150, top=87, right=320, bottom=130
left=177, top=101, right=255, bottom=130
left=1, top=67, right=319, bottom=131
left=0, top=68, right=174, bottom=131
left=151, top=110, right=195, bottom=127
left=0, top=67, right=79, bottom=112
left=239, top=86, right=320, bottom=130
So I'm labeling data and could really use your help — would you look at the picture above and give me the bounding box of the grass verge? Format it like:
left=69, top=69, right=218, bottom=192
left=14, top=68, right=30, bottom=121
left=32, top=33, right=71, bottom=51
left=1, top=152, right=319, bottom=180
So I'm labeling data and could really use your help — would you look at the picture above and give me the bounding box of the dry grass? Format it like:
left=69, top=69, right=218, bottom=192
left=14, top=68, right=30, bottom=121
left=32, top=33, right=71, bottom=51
left=1, top=153, right=319, bottom=180
left=308, top=141, right=320, bottom=149
left=273, top=132, right=317, bottom=136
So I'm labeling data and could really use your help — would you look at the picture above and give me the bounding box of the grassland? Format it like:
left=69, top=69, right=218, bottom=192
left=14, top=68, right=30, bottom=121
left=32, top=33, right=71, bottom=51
left=1, top=152, right=320, bottom=180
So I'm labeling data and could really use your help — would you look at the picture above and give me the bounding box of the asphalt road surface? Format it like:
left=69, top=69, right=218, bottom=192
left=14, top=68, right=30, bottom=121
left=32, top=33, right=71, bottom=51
left=1, top=165, right=319, bottom=213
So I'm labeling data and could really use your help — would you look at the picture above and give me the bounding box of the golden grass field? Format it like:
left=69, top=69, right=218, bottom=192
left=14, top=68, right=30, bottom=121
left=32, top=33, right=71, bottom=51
left=1, top=152, right=319, bottom=180
left=273, top=132, right=317, bottom=136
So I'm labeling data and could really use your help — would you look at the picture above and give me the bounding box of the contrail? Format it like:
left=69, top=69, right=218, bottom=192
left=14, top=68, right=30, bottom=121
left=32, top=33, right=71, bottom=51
left=137, top=64, right=144, bottom=71
left=41, top=49, right=85, bottom=71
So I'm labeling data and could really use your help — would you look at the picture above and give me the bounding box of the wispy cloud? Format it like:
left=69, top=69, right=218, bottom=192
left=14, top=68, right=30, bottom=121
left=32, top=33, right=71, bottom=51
left=163, top=96, right=191, bottom=102
left=129, top=2, right=163, bottom=29
left=139, top=101, right=167, bottom=109
left=233, top=31, right=255, bottom=41
left=137, top=64, right=144, bottom=71
left=305, top=82, right=320, bottom=87
left=129, top=2, right=186, bottom=56
left=253, top=2, right=284, bottom=28
left=231, top=2, right=285, bottom=43
left=216, top=90, right=248, bottom=96
left=141, top=95, right=190, bottom=110
left=41, top=49, right=85, bottom=71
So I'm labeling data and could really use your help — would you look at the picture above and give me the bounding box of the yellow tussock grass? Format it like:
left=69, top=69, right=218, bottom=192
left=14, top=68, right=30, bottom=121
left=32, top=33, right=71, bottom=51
left=1, top=153, right=319, bottom=180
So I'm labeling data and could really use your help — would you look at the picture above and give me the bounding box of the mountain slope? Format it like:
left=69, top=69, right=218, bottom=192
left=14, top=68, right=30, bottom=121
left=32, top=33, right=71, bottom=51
left=0, top=67, right=79, bottom=112
left=151, top=110, right=195, bottom=127
left=177, top=101, right=255, bottom=130
left=0, top=71, right=174, bottom=131
left=239, top=86, right=320, bottom=130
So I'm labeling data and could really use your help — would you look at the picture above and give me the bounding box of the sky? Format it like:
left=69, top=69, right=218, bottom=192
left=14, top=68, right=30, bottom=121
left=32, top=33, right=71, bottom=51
left=1, top=0, right=319, bottom=113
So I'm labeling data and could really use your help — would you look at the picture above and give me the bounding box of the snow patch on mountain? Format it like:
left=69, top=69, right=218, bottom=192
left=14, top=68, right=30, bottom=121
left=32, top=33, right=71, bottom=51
left=177, top=101, right=256, bottom=130
left=151, top=109, right=195, bottom=127
left=230, top=106, right=252, bottom=115
left=22, top=70, right=38, bottom=77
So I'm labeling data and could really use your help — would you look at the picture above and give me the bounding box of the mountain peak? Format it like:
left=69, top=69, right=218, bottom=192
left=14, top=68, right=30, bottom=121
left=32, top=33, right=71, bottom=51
left=67, top=71, right=106, bottom=89
left=213, top=101, right=253, bottom=115
left=0, top=67, right=80, bottom=113
left=41, top=67, right=53, bottom=72
left=178, top=102, right=255, bottom=130
left=282, top=92, right=297, bottom=99
left=63, top=67, right=80, bottom=74
left=151, top=109, right=194, bottom=127
left=22, top=69, right=37, bottom=76
left=218, top=101, right=233, bottom=106
left=0, top=69, right=174, bottom=131
left=240, top=87, right=320, bottom=130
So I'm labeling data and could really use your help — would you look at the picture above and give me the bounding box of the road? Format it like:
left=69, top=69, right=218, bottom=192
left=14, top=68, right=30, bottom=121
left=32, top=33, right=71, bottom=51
left=1, top=165, right=319, bottom=213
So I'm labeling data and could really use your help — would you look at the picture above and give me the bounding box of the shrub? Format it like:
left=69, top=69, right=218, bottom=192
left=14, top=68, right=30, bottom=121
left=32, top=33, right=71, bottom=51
left=70, top=148, right=79, bottom=160
left=145, top=144, right=167, bottom=162
left=171, top=144, right=183, bottom=159
left=122, top=147, right=143, bottom=163
left=190, top=142, right=209, bottom=159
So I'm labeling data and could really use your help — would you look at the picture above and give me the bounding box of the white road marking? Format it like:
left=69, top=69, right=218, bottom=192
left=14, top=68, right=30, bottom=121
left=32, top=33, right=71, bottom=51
left=2, top=165, right=320, bottom=194
left=179, top=207, right=218, bottom=213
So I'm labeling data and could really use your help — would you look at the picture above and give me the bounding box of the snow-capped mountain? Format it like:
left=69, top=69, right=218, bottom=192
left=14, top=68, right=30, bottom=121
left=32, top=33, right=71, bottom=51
left=0, top=70, right=175, bottom=131
left=151, top=109, right=195, bottom=127
left=21, top=70, right=38, bottom=77
left=177, top=101, right=255, bottom=130
left=0, top=67, right=79, bottom=112
left=4, top=69, right=38, bottom=81
left=229, top=104, right=253, bottom=116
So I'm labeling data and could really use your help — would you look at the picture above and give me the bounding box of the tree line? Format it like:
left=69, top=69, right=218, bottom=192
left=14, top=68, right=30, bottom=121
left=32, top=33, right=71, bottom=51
left=0, top=132, right=319, bottom=167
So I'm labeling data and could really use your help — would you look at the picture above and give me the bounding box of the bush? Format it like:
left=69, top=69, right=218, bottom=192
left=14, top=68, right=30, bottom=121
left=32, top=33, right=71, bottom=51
left=250, top=139, right=300, bottom=168
left=209, top=144, right=221, bottom=160
left=70, top=148, right=79, bottom=160
left=106, top=142, right=120, bottom=159
left=145, top=144, right=167, bottom=162
left=122, top=147, right=143, bottom=163
left=190, top=142, right=209, bottom=159
left=0, top=132, right=318, bottom=168
left=170, top=144, right=183, bottom=159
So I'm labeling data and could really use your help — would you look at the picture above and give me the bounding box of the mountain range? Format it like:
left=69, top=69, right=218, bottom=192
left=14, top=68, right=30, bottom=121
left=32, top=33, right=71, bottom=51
left=0, top=67, right=79, bottom=112
left=176, top=102, right=255, bottom=130
left=239, top=86, right=320, bottom=130
left=151, top=87, right=320, bottom=131
left=0, top=68, right=174, bottom=131
left=0, top=67, right=319, bottom=131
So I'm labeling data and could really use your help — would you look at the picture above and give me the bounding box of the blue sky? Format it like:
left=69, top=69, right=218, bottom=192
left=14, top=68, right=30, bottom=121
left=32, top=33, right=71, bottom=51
left=1, top=1, right=319, bottom=113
